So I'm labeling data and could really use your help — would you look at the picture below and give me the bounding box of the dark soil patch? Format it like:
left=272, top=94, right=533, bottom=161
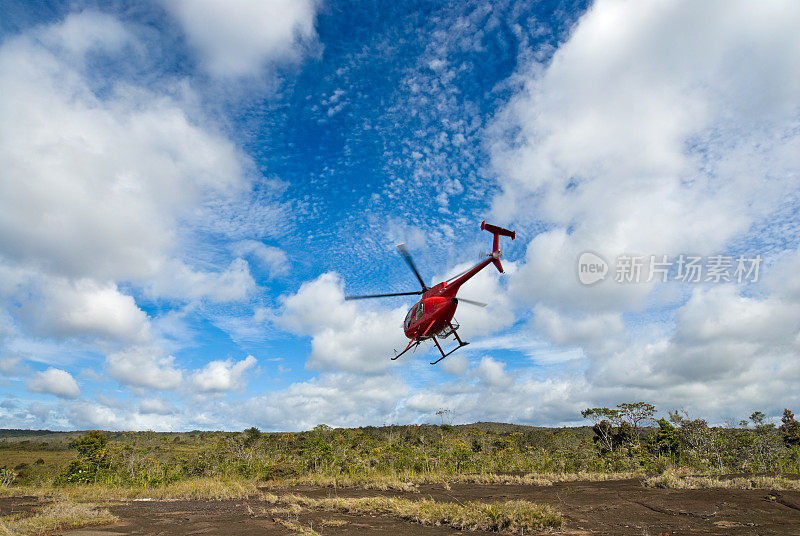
left=0, top=495, right=40, bottom=517
left=44, top=478, right=800, bottom=535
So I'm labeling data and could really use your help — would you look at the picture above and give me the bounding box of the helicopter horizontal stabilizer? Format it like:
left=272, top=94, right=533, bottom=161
left=481, top=221, right=516, bottom=240
left=480, top=221, right=515, bottom=273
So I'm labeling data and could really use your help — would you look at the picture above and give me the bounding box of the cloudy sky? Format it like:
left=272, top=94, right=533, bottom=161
left=1, top=0, right=798, bottom=431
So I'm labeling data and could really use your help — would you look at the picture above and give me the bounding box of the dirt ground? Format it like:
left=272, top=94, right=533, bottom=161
left=5, top=478, right=799, bottom=535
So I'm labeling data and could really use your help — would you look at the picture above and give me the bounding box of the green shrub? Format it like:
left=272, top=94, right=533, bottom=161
left=56, top=431, right=113, bottom=485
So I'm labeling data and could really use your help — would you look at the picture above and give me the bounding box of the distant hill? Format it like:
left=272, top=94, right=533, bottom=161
left=1, top=422, right=597, bottom=439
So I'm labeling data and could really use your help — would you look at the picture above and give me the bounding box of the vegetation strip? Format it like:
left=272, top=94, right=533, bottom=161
left=0, top=478, right=260, bottom=501
left=264, top=492, right=563, bottom=533
left=0, top=500, right=116, bottom=536
left=645, top=469, right=800, bottom=490
left=272, top=517, right=321, bottom=536
left=3, top=402, right=799, bottom=501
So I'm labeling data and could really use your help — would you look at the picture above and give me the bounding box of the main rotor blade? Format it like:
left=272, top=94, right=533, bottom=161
left=396, top=243, right=428, bottom=291
left=457, top=297, right=487, bottom=307
left=345, top=290, right=423, bottom=301
left=445, top=264, right=476, bottom=283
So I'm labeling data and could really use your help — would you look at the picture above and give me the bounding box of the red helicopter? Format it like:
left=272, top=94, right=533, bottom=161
left=345, top=221, right=515, bottom=364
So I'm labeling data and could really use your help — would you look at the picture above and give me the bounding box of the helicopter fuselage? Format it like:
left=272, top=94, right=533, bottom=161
left=401, top=252, right=497, bottom=340
left=403, top=295, right=458, bottom=340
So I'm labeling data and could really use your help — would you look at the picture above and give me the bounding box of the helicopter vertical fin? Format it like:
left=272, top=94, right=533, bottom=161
left=481, top=221, right=515, bottom=273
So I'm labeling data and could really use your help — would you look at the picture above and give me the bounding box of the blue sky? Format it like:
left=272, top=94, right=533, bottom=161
left=1, top=0, right=799, bottom=431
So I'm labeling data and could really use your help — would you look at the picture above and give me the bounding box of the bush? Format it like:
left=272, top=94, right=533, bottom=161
left=56, top=431, right=113, bottom=485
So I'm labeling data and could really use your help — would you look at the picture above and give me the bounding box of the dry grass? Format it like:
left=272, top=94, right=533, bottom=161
left=263, top=492, right=563, bottom=534
left=0, top=500, right=116, bottom=536
left=272, top=517, right=322, bottom=536
left=431, top=471, right=641, bottom=486
left=272, top=473, right=420, bottom=492
left=645, top=469, right=800, bottom=490
left=270, top=470, right=642, bottom=491
left=321, top=518, right=348, bottom=527
left=0, top=471, right=641, bottom=503
left=0, top=478, right=259, bottom=501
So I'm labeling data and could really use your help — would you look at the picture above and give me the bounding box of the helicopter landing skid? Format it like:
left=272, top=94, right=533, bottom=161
left=430, top=324, right=469, bottom=365
left=392, top=339, right=420, bottom=360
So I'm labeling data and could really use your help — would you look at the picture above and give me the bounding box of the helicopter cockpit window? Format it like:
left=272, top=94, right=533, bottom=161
left=414, top=302, right=424, bottom=320
left=404, top=308, right=413, bottom=329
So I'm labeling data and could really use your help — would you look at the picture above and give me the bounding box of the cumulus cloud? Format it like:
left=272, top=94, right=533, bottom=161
left=165, top=0, right=318, bottom=78
left=246, top=372, right=410, bottom=430
left=491, top=0, right=800, bottom=311
left=275, top=272, right=409, bottom=374
left=140, top=397, right=174, bottom=415
left=65, top=400, right=118, bottom=429
left=0, top=30, right=246, bottom=282
left=476, top=356, right=512, bottom=388
left=21, top=278, right=151, bottom=342
left=38, top=10, right=134, bottom=58
left=533, top=304, right=624, bottom=349
left=144, top=258, right=256, bottom=303
left=232, top=240, right=289, bottom=277
left=192, top=354, right=257, bottom=392
left=106, top=346, right=183, bottom=391
left=0, top=11, right=256, bottom=303
left=27, top=367, right=81, bottom=399
left=0, top=356, right=25, bottom=376
left=483, top=0, right=800, bottom=419
left=0, top=11, right=273, bottom=408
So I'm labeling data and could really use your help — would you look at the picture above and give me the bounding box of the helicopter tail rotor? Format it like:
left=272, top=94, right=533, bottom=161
left=454, top=297, right=487, bottom=307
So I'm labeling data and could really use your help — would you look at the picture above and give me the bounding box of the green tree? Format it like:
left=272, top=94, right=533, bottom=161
left=617, top=402, right=656, bottom=441
left=780, top=409, right=800, bottom=447
left=303, top=436, right=332, bottom=472
left=581, top=408, right=621, bottom=452
left=653, top=418, right=680, bottom=458
left=243, top=427, right=261, bottom=447
left=57, top=431, right=112, bottom=484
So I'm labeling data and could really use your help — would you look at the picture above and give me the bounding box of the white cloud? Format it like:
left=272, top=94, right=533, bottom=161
left=27, top=367, right=80, bottom=399
left=192, top=354, right=257, bottom=392
left=476, top=356, right=512, bottom=388
left=39, top=10, right=134, bottom=58
left=490, top=0, right=800, bottom=312
left=0, top=11, right=271, bottom=395
left=246, top=372, right=409, bottom=430
left=533, top=304, right=624, bottom=349
left=232, top=240, right=289, bottom=277
left=140, top=397, right=174, bottom=415
left=106, top=346, right=183, bottom=391
left=0, top=356, right=25, bottom=376
left=145, top=258, right=256, bottom=303
left=275, top=272, right=409, bottom=374
left=440, top=353, right=469, bottom=375
left=0, top=11, right=255, bottom=302
left=165, top=0, right=318, bottom=78
left=22, top=278, right=150, bottom=342
left=65, top=400, right=118, bottom=428
left=483, top=0, right=800, bottom=421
